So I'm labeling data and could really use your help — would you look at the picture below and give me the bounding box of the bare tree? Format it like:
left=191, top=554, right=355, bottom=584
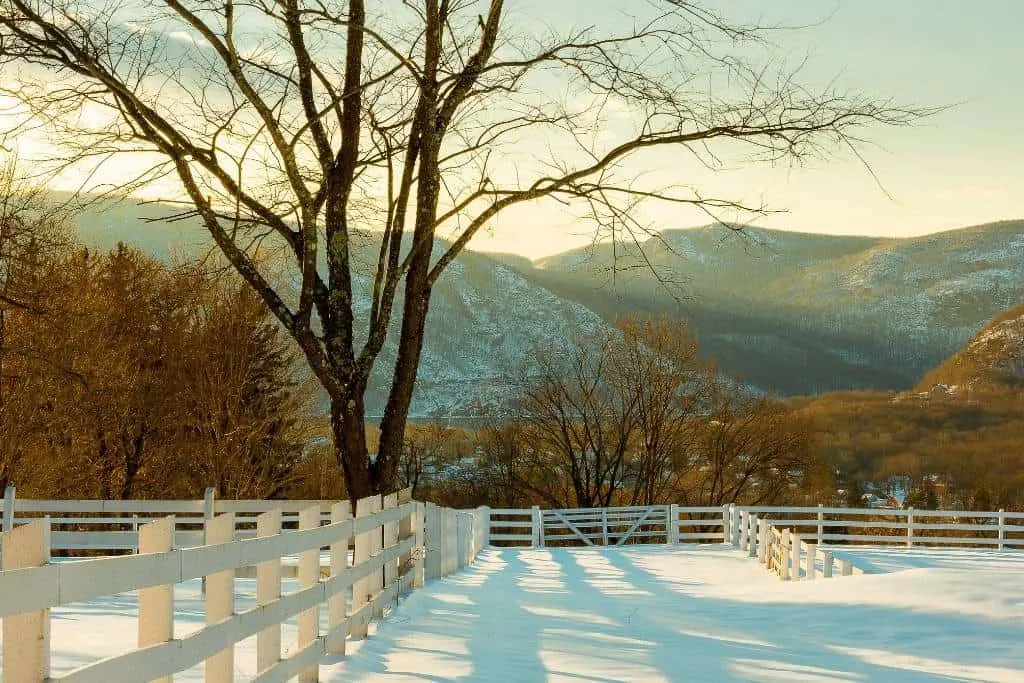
left=616, top=317, right=714, bottom=506
left=519, top=331, right=638, bottom=507
left=681, top=394, right=813, bottom=507
left=0, top=160, right=70, bottom=489
left=0, top=0, right=926, bottom=496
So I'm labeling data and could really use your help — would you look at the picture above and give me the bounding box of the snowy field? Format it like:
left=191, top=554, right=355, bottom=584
left=328, top=545, right=1024, bottom=682
left=3, top=544, right=1023, bottom=681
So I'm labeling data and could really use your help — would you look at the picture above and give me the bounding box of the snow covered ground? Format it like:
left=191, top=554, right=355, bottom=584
left=3, top=545, right=1023, bottom=681
left=326, top=545, right=1024, bottom=682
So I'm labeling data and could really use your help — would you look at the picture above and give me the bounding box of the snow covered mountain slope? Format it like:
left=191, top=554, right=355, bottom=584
left=917, top=304, right=1024, bottom=392
left=71, top=197, right=1024, bottom=411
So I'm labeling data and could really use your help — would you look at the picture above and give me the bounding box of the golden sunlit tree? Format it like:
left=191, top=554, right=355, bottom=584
left=0, top=0, right=927, bottom=497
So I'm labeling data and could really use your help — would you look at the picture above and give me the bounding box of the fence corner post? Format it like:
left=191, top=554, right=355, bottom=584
left=906, top=506, right=914, bottom=548
left=668, top=504, right=679, bottom=545
left=997, top=508, right=1006, bottom=551
left=2, top=485, right=15, bottom=533
left=531, top=505, right=543, bottom=548
left=2, top=517, right=51, bottom=683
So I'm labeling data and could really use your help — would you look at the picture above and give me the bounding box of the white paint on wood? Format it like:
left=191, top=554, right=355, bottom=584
left=780, top=529, right=791, bottom=581
left=205, top=513, right=234, bottom=683
left=297, top=505, right=320, bottom=683
left=138, top=516, right=175, bottom=683
left=328, top=501, right=351, bottom=655
left=2, top=518, right=51, bottom=682
left=998, top=508, right=1006, bottom=551
left=414, top=502, right=426, bottom=588
left=256, top=509, right=282, bottom=674
left=350, top=496, right=375, bottom=639
left=817, top=504, right=825, bottom=545
left=805, top=541, right=817, bottom=581
left=382, top=493, right=398, bottom=612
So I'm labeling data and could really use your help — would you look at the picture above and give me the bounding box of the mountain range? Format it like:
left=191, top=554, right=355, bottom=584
left=67, top=197, right=1024, bottom=417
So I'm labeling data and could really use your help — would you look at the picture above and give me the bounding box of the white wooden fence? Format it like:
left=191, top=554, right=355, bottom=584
left=487, top=504, right=726, bottom=547
left=486, top=501, right=1024, bottom=549
left=725, top=510, right=864, bottom=581
left=0, top=488, right=488, bottom=683
left=723, top=504, right=1024, bottom=550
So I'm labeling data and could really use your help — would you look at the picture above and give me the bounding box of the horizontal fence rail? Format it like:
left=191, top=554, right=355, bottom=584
left=0, top=488, right=488, bottom=683
left=484, top=500, right=1024, bottom=549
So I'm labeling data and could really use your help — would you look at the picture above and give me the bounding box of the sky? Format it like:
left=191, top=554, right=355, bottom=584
left=472, top=0, right=1024, bottom=257
left=3, top=0, right=1022, bottom=260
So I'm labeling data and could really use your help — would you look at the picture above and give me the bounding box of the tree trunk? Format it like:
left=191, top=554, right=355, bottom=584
left=330, top=389, right=372, bottom=499
left=376, top=268, right=432, bottom=494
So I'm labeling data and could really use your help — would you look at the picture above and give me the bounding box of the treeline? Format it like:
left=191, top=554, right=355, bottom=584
left=795, top=390, right=1024, bottom=511
left=0, top=192, right=342, bottom=499
left=395, top=318, right=829, bottom=510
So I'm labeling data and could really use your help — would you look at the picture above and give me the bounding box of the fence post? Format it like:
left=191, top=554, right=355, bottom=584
left=997, top=509, right=1006, bottom=552
left=397, top=490, right=413, bottom=590
left=458, top=512, right=471, bottom=568
left=737, top=509, right=748, bottom=549
left=721, top=505, right=730, bottom=543
left=424, top=502, right=440, bottom=581
left=817, top=504, right=824, bottom=545
left=840, top=558, right=853, bottom=576
left=805, top=540, right=817, bottom=580
left=822, top=551, right=834, bottom=578
left=748, top=514, right=758, bottom=557
left=447, top=508, right=457, bottom=574
left=256, top=509, right=282, bottom=672
left=790, top=534, right=802, bottom=582
left=138, top=516, right=174, bottom=683
left=757, top=519, right=767, bottom=563
left=381, top=493, right=399, bottom=614
left=414, top=501, right=426, bottom=588
left=200, top=487, right=216, bottom=597
left=601, top=507, right=609, bottom=546
left=906, top=506, right=914, bottom=548
left=531, top=505, right=544, bottom=548
left=2, top=485, right=15, bottom=533
left=477, top=505, right=491, bottom=551
left=730, top=505, right=740, bottom=546
left=297, top=505, right=320, bottom=683
left=668, top=504, right=679, bottom=545
left=328, top=501, right=351, bottom=655
left=351, top=495, right=376, bottom=639
left=204, top=512, right=235, bottom=683
left=2, top=518, right=51, bottom=682
left=780, top=528, right=791, bottom=580
left=203, top=486, right=217, bottom=520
